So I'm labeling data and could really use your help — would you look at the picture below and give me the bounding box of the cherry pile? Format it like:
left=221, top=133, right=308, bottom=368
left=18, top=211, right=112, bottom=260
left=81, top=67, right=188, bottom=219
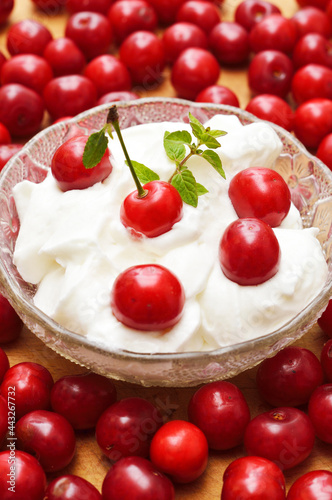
left=0, top=299, right=332, bottom=498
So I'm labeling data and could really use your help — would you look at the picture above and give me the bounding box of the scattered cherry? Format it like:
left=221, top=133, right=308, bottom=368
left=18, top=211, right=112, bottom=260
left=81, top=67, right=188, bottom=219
left=96, top=90, right=140, bottom=106
left=150, top=420, right=209, bottom=483
left=176, top=1, right=220, bottom=34
left=1, top=54, right=53, bottom=94
left=291, top=6, right=332, bottom=38
left=107, top=0, right=158, bottom=45
left=209, top=21, right=250, bottom=65
left=246, top=94, right=294, bottom=131
left=146, top=0, right=187, bottom=26
left=7, top=19, right=53, bottom=56
left=0, top=450, right=46, bottom=500
left=308, top=384, right=332, bottom=444
left=321, top=339, right=332, bottom=382
left=248, top=50, right=293, bottom=98
left=293, top=98, right=332, bottom=149
left=43, top=37, right=86, bottom=77
left=84, top=54, right=132, bottom=97
left=162, top=22, right=208, bottom=64
left=249, top=14, right=297, bottom=54
left=318, top=300, right=332, bottom=336
left=287, top=470, right=332, bottom=500
left=0, top=347, right=9, bottom=383
left=235, top=0, right=281, bottom=31
left=0, top=294, right=23, bottom=343
left=45, top=474, right=102, bottom=500
left=0, top=0, right=13, bottom=24
left=292, top=33, right=332, bottom=69
left=102, top=456, right=175, bottom=500
left=65, top=0, right=113, bottom=15
left=0, top=395, right=7, bottom=446
left=0, top=122, right=11, bottom=144
left=195, top=84, right=240, bottom=106
left=291, top=64, right=332, bottom=104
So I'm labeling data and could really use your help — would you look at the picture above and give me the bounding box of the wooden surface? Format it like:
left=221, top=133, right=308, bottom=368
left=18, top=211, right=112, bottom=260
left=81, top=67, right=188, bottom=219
left=2, top=0, right=332, bottom=498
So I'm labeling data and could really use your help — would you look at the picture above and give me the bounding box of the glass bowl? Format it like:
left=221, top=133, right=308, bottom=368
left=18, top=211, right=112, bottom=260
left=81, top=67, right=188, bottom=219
left=0, top=97, right=331, bottom=387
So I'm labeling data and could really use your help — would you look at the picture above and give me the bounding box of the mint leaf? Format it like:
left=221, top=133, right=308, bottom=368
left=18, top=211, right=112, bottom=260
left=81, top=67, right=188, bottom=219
left=208, top=129, right=227, bottom=139
left=125, top=160, right=160, bottom=184
left=201, top=150, right=226, bottom=178
left=164, top=130, right=192, bottom=146
left=189, top=112, right=205, bottom=141
left=200, top=133, right=221, bottom=149
left=83, top=128, right=108, bottom=169
left=196, top=183, right=209, bottom=196
left=164, top=131, right=187, bottom=163
left=171, top=169, right=198, bottom=207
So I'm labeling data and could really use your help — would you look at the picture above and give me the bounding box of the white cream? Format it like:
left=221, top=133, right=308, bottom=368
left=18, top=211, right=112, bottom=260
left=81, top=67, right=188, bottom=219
left=13, top=115, right=328, bottom=353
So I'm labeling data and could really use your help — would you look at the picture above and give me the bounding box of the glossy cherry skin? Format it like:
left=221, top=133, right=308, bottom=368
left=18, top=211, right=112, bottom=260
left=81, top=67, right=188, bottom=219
left=1, top=54, right=53, bottom=94
left=111, top=264, right=185, bottom=331
left=84, top=54, right=131, bottom=97
left=256, top=346, right=324, bottom=407
left=97, top=90, right=140, bottom=105
left=120, top=180, right=183, bottom=238
left=209, top=21, right=250, bottom=65
left=0, top=450, right=46, bottom=500
left=146, top=0, right=187, bottom=25
left=229, top=167, right=291, bottom=227
left=244, top=407, right=315, bottom=470
left=171, top=47, right=220, bottom=100
left=52, top=134, right=113, bottom=191
left=321, top=339, right=332, bottom=382
left=292, top=33, right=332, bottom=70
left=0, top=294, right=23, bottom=343
left=16, top=410, right=76, bottom=472
left=7, top=19, right=53, bottom=56
left=44, top=74, right=97, bottom=120
left=51, top=372, right=117, bottom=430
left=291, top=6, right=332, bottom=39
left=45, top=475, right=102, bottom=500
left=65, top=11, right=113, bottom=61
left=96, top=397, right=163, bottom=461
left=119, top=31, right=165, bottom=87
left=0, top=347, right=9, bottom=383
left=176, top=1, right=220, bottom=34
left=292, top=64, right=332, bottom=104
left=248, top=50, right=293, bottom=98
left=162, top=22, right=208, bottom=64
left=66, top=0, right=113, bottom=14
left=0, top=0, right=13, bottom=24
left=287, top=470, right=332, bottom=500
left=0, top=361, right=54, bottom=420
left=0, top=395, right=7, bottom=446
left=31, top=0, right=65, bottom=13
left=246, top=94, right=294, bottom=131
left=296, top=0, right=329, bottom=8
left=308, top=384, right=332, bottom=443
left=317, top=133, right=332, bottom=170
left=102, top=456, right=175, bottom=500
left=108, top=0, right=158, bottom=45
left=0, top=144, right=23, bottom=171
left=219, top=218, right=281, bottom=286
left=293, top=98, right=332, bottom=149
left=235, top=0, right=281, bottom=31
left=0, top=84, right=44, bottom=138
left=195, top=84, right=239, bottom=106
left=249, top=14, right=297, bottom=55
left=43, top=37, right=86, bottom=76
left=318, top=300, right=332, bottom=336
left=188, top=381, right=250, bottom=450
left=0, top=123, right=11, bottom=144
left=221, top=456, right=286, bottom=500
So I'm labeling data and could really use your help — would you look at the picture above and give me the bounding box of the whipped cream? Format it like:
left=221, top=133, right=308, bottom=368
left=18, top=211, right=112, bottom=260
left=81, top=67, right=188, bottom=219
left=13, top=115, right=328, bottom=353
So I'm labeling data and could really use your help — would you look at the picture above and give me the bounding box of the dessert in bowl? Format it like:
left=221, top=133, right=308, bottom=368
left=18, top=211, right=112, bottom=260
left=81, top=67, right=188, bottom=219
left=0, top=98, right=331, bottom=387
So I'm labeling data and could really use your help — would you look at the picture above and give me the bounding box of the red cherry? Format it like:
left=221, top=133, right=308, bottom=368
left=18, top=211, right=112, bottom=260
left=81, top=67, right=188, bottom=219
left=0, top=123, right=12, bottom=144
left=51, top=372, right=117, bottom=430
left=0, top=450, right=46, bottom=500
left=246, top=94, right=294, bottom=131
left=150, top=420, right=208, bottom=483
left=221, top=456, right=286, bottom=500
left=292, top=33, right=332, bottom=70
left=120, top=180, right=183, bottom=238
left=235, top=0, right=281, bottom=31
left=248, top=50, right=293, bottom=98
left=31, top=0, right=64, bottom=13
left=209, top=21, right=250, bottom=65
left=111, top=264, right=185, bottom=331
left=0, top=395, right=7, bottom=446
left=44, top=75, right=97, bottom=120
left=16, top=410, right=76, bottom=472
left=1, top=54, right=53, bottom=94
left=162, top=22, right=208, bottom=65
left=84, top=54, right=132, bottom=97
left=102, top=456, right=175, bottom=500
left=107, top=0, right=158, bottom=45
left=188, top=381, right=250, bottom=450
left=176, top=1, right=220, bottom=34
left=0, top=83, right=44, bottom=138
left=249, top=14, right=297, bottom=54
left=146, top=0, right=187, bottom=25
left=65, top=11, right=113, bottom=61
left=291, top=6, right=332, bottom=38
left=0, top=294, right=23, bottom=343
left=228, top=167, right=291, bottom=227
left=293, top=98, right=332, bottom=149
left=0, top=143, right=23, bottom=171
left=0, top=0, right=13, bottom=24
left=96, top=397, right=163, bottom=461
left=0, top=347, right=9, bottom=383
left=292, top=64, right=332, bottom=104
left=219, top=217, right=281, bottom=286
left=308, top=384, right=332, bottom=443
left=0, top=361, right=54, bottom=419
left=318, top=300, right=332, bottom=335
left=171, top=47, right=220, bottom=100
left=66, top=0, right=113, bottom=15
left=43, top=37, right=86, bottom=77
left=295, top=0, right=329, bottom=8
left=244, top=407, right=315, bottom=470
left=287, top=470, right=332, bottom=500
left=97, top=90, right=140, bottom=106
left=51, top=134, right=113, bottom=191
left=321, top=339, right=332, bottom=381
left=7, top=19, right=53, bottom=56
left=45, top=475, right=102, bottom=500
left=119, top=31, right=165, bottom=87
left=195, top=84, right=239, bottom=106
left=256, top=346, right=324, bottom=407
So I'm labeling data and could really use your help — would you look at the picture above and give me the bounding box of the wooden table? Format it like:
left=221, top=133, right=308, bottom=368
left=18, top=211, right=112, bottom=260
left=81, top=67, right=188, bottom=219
left=2, top=0, right=332, bottom=497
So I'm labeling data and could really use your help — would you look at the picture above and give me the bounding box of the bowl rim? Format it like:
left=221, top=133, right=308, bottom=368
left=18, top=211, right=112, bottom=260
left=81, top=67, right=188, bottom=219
left=0, top=96, right=331, bottom=364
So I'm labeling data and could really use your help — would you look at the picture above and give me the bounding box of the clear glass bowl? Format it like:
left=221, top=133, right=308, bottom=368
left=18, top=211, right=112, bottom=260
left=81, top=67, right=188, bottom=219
left=0, top=98, right=331, bottom=387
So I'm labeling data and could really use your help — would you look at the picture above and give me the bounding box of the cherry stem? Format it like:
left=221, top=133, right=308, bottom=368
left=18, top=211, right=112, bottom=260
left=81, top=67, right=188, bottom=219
left=107, top=106, right=147, bottom=198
